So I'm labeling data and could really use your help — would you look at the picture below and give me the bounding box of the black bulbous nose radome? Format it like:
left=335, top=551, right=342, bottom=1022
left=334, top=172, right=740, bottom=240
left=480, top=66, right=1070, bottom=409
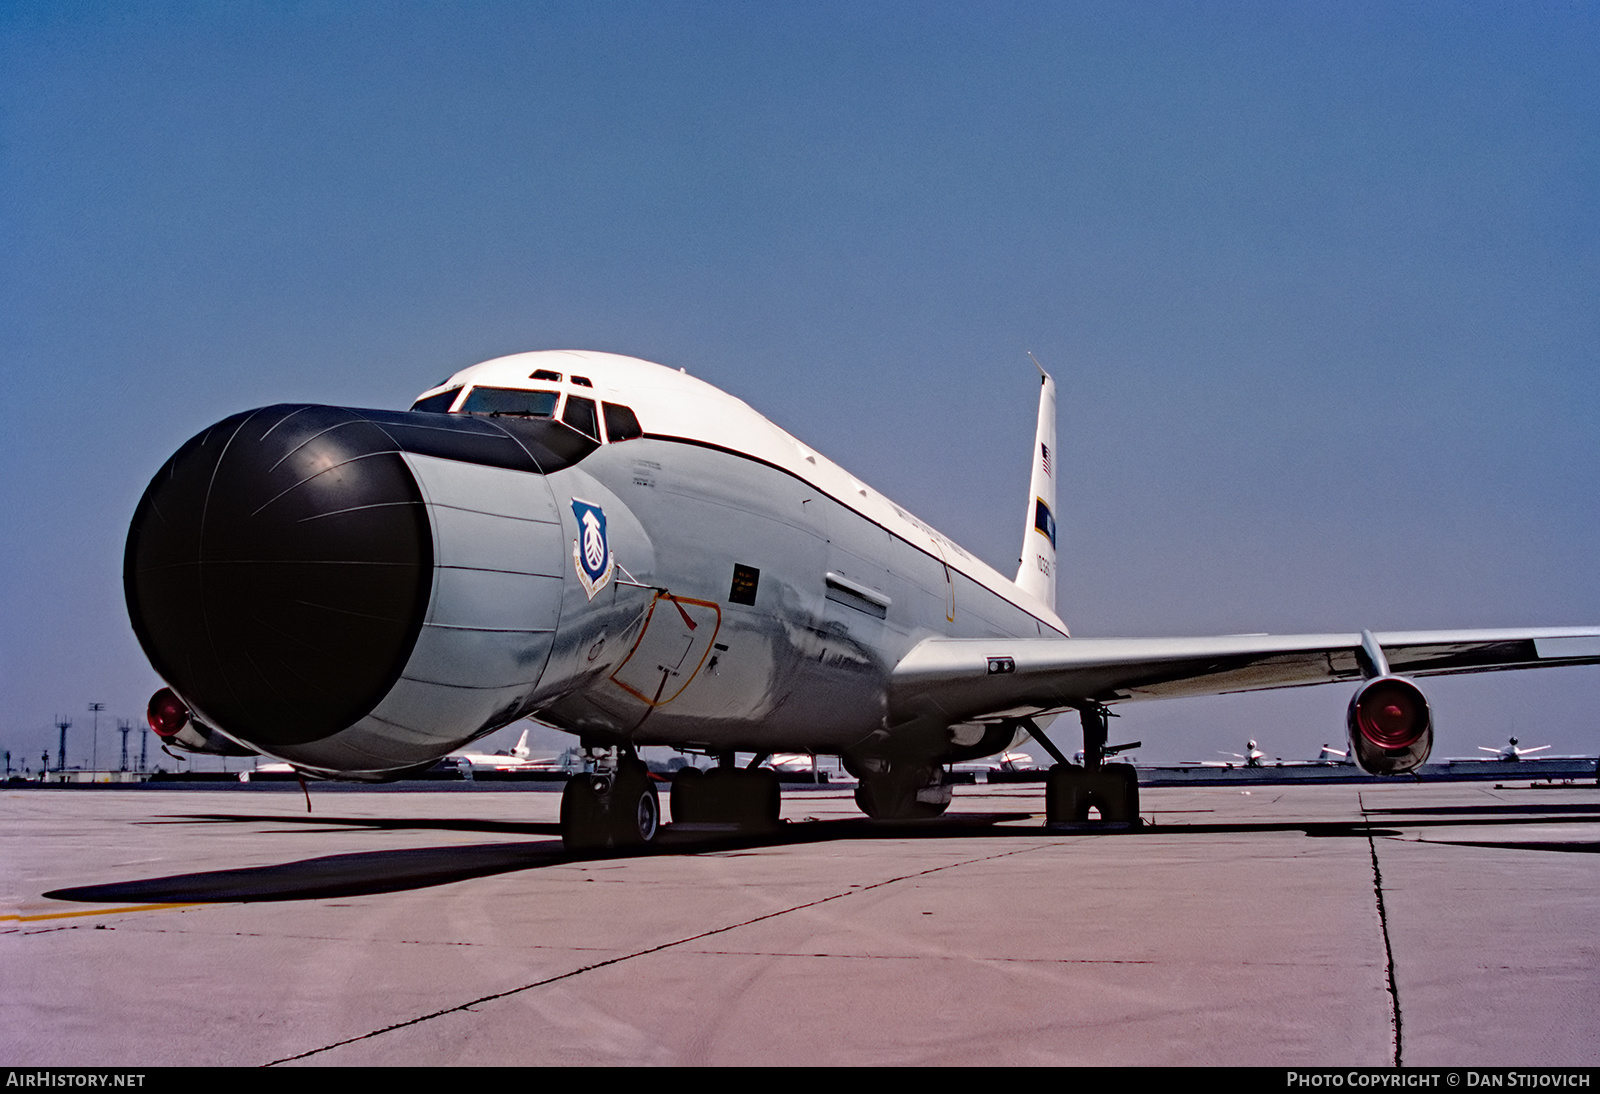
left=125, top=405, right=434, bottom=749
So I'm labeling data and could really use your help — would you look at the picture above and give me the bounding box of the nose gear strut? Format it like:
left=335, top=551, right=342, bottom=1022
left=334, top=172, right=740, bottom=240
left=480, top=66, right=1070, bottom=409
left=560, top=743, right=660, bottom=852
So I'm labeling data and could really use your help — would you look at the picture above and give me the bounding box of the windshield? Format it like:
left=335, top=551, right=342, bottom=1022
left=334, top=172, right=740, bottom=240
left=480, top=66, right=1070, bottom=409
left=457, top=387, right=560, bottom=417
left=409, top=388, right=461, bottom=413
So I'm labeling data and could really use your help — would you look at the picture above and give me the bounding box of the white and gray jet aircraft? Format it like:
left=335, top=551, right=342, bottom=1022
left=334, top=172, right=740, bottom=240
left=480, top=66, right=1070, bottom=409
left=125, top=350, right=1600, bottom=849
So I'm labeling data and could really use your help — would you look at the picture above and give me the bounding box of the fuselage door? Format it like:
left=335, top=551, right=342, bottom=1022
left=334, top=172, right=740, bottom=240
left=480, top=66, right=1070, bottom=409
left=609, top=592, right=722, bottom=707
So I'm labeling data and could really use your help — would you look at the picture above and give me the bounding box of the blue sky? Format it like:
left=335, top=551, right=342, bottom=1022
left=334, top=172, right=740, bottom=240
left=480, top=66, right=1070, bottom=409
left=3, top=2, right=1596, bottom=770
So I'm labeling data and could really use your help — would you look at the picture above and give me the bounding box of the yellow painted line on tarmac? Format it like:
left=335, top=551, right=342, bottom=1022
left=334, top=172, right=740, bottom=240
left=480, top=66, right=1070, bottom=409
left=2, top=903, right=204, bottom=922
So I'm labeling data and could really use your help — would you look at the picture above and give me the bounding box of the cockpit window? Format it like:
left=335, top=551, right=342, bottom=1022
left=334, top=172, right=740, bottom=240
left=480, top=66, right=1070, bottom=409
left=410, top=388, right=461, bottom=413
left=458, top=387, right=560, bottom=417
left=530, top=369, right=562, bottom=382
left=562, top=395, right=599, bottom=440
left=602, top=403, right=642, bottom=442
left=571, top=375, right=594, bottom=388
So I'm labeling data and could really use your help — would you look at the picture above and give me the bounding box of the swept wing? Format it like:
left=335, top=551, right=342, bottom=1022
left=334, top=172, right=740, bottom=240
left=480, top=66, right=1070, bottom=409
left=889, top=629, right=1600, bottom=729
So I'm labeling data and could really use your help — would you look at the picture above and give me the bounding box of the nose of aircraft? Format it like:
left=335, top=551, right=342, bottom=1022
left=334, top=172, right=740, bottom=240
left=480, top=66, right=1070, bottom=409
left=125, top=405, right=434, bottom=749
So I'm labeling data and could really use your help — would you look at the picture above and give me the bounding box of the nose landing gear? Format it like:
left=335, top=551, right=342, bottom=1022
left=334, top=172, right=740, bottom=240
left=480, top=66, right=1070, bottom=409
left=560, top=748, right=660, bottom=852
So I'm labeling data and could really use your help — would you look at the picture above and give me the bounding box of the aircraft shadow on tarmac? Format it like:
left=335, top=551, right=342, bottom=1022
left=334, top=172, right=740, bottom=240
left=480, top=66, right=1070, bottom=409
left=41, top=800, right=1599, bottom=905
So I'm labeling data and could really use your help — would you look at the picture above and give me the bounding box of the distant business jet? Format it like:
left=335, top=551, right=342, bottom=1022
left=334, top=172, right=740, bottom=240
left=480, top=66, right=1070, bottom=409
left=1177, top=739, right=1269, bottom=769
left=1176, top=740, right=1352, bottom=769
left=1474, top=737, right=1553, bottom=762
left=125, top=350, right=1600, bottom=849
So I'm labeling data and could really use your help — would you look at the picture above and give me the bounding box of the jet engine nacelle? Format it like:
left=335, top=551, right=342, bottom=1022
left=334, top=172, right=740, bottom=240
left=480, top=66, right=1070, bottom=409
left=1345, top=675, right=1432, bottom=775
left=145, top=686, right=255, bottom=757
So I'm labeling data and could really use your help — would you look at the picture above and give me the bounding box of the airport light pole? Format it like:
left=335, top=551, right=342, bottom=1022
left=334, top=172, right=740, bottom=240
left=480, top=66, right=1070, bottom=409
left=119, top=719, right=132, bottom=772
left=55, top=717, right=70, bottom=774
left=88, top=702, right=104, bottom=773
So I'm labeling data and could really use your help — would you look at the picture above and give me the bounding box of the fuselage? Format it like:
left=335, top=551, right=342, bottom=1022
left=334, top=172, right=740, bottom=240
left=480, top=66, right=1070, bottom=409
left=125, top=350, right=1065, bottom=778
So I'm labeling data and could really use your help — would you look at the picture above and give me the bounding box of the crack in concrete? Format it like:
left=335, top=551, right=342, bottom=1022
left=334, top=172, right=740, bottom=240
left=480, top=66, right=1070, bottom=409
left=1361, top=792, right=1402, bottom=1067
left=265, top=843, right=1041, bottom=1065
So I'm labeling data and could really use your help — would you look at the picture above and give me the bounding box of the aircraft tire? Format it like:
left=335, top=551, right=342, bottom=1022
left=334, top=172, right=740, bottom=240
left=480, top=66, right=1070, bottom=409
left=1045, top=763, right=1092, bottom=824
left=853, top=781, right=886, bottom=818
left=854, top=772, right=948, bottom=820
left=1098, top=763, right=1140, bottom=824
left=669, top=766, right=704, bottom=823
left=687, top=768, right=780, bottom=831
left=700, top=767, right=739, bottom=823
left=609, top=763, right=660, bottom=847
left=561, top=774, right=612, bottom=852
left=744, top=768, right=782, bottom=831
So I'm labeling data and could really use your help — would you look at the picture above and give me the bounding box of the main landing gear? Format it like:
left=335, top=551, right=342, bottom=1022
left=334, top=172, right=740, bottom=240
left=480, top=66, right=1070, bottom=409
left=669, top=754, right=781, bottom=833
left=850, top=760, right=952, bottom=820
left=561, top=748, right=660, bottom=853
left=1045, top=761, right=1140, bottom=824
left=1025, top=707, right=1143, bottom=829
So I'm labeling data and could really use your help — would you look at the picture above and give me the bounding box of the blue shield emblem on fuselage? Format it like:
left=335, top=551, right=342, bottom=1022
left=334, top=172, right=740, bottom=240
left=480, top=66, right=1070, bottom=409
left=571, top=498, right=615, bottom=600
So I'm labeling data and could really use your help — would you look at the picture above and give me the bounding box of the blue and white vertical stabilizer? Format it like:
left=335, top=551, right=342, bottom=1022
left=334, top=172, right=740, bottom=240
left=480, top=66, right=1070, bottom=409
left=1014, top=358, right=1057, bottom=613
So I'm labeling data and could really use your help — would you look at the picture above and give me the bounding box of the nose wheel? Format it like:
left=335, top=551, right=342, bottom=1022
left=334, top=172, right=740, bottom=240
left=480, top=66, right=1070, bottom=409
left=561, top=757, right=660, bottom=852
